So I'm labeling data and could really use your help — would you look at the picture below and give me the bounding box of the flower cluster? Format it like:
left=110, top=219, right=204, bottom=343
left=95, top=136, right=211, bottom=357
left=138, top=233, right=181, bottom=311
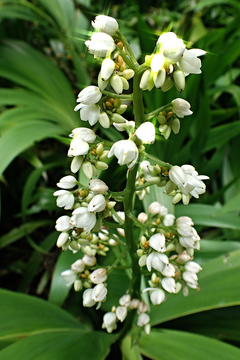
left=53, top=14, right=207, bottom=337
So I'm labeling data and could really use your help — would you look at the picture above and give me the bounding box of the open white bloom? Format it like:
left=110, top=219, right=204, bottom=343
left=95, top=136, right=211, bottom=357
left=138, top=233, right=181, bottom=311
left=149, top=233, right=166, bottom=253
left=68, top=138, right=90, bottom=157
left=108, top=139, right=139, bottom=169
left=161, top=277, right=176, bottom=293
left=88, top=194, right=106, bottom=213
left=76, top=86, right=102, bottom=105
left=57, top=175, right=77, bottom=189
left=53, top=190, right=75, bottom=210
left=146, top=252, right=169, bottom=272
left=183, top=271, right=199, bottom=289
left=89, top=268, right=107, bottom=284
left=179, top=49, right=206, bottom=75
left=157, top=32, right=186, bottom=63
left=92, top=15, right=119, bottom=36
left=148, top=201, right=167, bottom=215
left=91, top=283, right=107, bottom=302
left=83, top=289, right=96, bottom=307
left=85, top=32, right=116, bottom=58
left=161, top=263, right=175, bottom=277
left=171, top=98, right=193, bottom=118
left=136, top=122, right=155, bottom=144
left=61, top=269, right=77, bottom=287
left=163, top=214, right=175, bottom=226
left=116, top=306, right=127, bottom=322
left=185, top=261, right=202, bottom=273
left=142, top=287, right=166, bottom=305
left=70, top=127, right=96, bottom=143
left=74, top=104, right=100, bottom=126
left=71, top=207, right=96, bottom=232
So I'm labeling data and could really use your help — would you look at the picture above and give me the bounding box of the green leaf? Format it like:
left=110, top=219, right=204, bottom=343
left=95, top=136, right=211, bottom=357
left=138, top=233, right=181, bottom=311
left=0, top=289, right=84, bottom=342
left=139, top=329, right=240, bottom=360
left=150, top=250, right=240, bottom=325
left=48, top=250, right=81, bottom=307
left=0, top=331, right=116, bottom=360
left=0, top=220, right=52, bottom=249
left=203, top=121, right=240, bottom=152
left=214, top=192, right=240, bottom=216
left=175, top=204, right=240, bottom=230
left=0, top=120, right=63, bottom=176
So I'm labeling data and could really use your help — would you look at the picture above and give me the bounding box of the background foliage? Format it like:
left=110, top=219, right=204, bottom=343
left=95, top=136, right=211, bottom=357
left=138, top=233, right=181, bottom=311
left=0, top=0, right=240, bottom=359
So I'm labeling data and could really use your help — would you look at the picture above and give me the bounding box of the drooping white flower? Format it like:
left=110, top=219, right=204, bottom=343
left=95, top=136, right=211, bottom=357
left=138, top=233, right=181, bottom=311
left=171, top=98, right=193, bottom=118
left=68, top=138, right=90, bottom=157
left=102, top=312, right=117, bottom=333
left=101, top=58, right=116, bottom=80
left=183, top=271, right=199, bottom=288
left=71, top=207, right=96, bottom=232
left=70, top=127, right=96, bottom=143
left=85, top=32, right=116, bottom=58
left=149, top=233, right=166, bottom=253
left=55, top=215, right=72, bottom=232
left=163, top=214, right=175, bottom=226
left=137, top=313, right=150, bottom=327
left=185, top=261, right=202, bottom=273
left=74, top=104, right=100, bottom=126
left=92, top=15, right=119, bottom=36
left=76, top=86, right=102, bottom=105
left=179, top=49, right=206, bottom=76
left=169, top=165, right=187, bottom=189
left=142, top=287, right=166, bottom=305
left=119, top=294, right=131, bottom=307
left=61, top=269, right=77, bottom=287
left=88, top=194, right=106, bottom=213
left=136, top=122, right=155, bottom=144
left=108, top=139, right=139, bottom=169
left=89, top=268, right=107, bottom=284
left=91, top=283, right=107, bottom=302
left=161, top=277, right=176, bottom=293
left=57, top=175, right=77, bottom=189
left=53, top=190, right=75, bottom=210
left=146, top=252, right=169, bottom=272
left=161, top=263, right=176, bottom=277
left=83, top=289, right=96, bottom=307
left=116, top=306, right=127, bottom=322
left=82, top=254, right=97, bottom=266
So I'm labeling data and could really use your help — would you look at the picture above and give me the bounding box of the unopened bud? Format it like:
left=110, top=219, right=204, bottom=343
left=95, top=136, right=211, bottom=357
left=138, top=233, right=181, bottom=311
left=95, top=161, right=109, bottom=170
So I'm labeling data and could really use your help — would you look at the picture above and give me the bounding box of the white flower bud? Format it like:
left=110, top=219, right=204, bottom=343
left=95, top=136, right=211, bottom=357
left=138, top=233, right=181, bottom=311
left=140, top=69, right=151, bottom=90
left=161, top=76, right=174, bottom=92
left=71, top=156, right=83, bottom=173
left=71, top=259, right=85, bottom=273
left=99, top=112, right=110, bottom=128
left=151, top=53, right=165, bottom=72
left=111, top=113, right=126, bottom=124
left=172, top=118, right=180, bottom=135
left=101, top=58, right=115, bottom=81
left=136, top=122, right=155, bottom=144
left=150, top=289, right=165, bottom=305
left=102, top=312, right=117, bottom=333
left=56, top=232, right=69, bottom=247
left=88, top=194, right=106, bottom=213
left=153, top=68, right=166, bottom=88
left=70, top=127, right=96, bottom=143
left=89, top=268, right=107, bottom=284
left=137, top=212, right=148, bottom=223
left=122, top=69, right=135, bottom=80
left=173, top=70, right=185, bottom=92
left=82, top=254, right=97, bottom=266
left=89, top=179, right=108, bottom=194
left=82, top=161, right=93, bottom=179
left=138, top=254, right=147, bottom=267
left=185, top=261, right=202, bottom=273
left=95, top=161, right=108, bottom=170
left=76, top=86, right=102, bottom=105
left=92, top=15, right=119, bottom=36
left=110, top=74, right=123, bottom=94
left=163, top=214, right=175, bottom=226
left=74, top=279, right=82, bottom=292
left=116, top=306, right=127, bottom=322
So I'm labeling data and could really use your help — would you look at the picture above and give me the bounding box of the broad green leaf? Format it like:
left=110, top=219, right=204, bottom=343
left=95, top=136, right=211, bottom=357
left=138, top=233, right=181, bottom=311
left=48, top=250, right=81, bottom=306
left=175, top=204, right=240, bottom=230
left=214, top=192, right=240, bottom=216
left=203, top=120, right=240, bottom=152
left=0, top=220, right=52, bottom=249
left=0, top=120, right=63, bottom=176
left=0, top=331, right=116, bottom=360
left=0, top=289, right=85, bottom=342
left=150, top=250, right=240, bottom=325
left=139, top=329, right=240, bottom=360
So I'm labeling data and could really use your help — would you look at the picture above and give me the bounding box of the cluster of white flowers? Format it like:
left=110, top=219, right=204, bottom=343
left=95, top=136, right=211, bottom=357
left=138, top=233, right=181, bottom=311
left=53, top=14, right=208, bottom=337
left=140, top=32, right=205, bottom=93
